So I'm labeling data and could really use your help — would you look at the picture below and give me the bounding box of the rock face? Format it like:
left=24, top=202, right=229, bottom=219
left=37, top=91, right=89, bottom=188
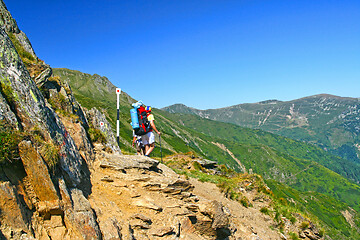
left=0, top=0, right=36, bottom=57
left=86, top=107, right=121, bottom=154
left=0, top=90, right=19, bottom=128
left=0, top=27, right=90, bottom=190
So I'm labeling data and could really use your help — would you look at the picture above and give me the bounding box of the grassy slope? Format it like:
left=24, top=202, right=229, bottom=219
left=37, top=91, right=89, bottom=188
left=164, top=97, right=360, bottom=164
left=54, top=68, right=360, bottom=238
left=160, top=111, right=360, bottom=185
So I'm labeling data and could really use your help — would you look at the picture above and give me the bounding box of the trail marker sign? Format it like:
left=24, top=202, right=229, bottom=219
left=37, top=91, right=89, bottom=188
left=116, top=88, right=121, bottom=149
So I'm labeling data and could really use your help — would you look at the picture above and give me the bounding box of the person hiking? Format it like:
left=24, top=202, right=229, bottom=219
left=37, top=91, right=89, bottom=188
left=141, top=106, right=161, bottom=157
left=132, top=131, right=145, bottom=155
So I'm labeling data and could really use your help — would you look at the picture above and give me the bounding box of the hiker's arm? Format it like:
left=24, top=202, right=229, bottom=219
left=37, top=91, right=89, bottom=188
left=150, top=121, right=161, bottom=135
left=132, top=136, right=136, bottom=146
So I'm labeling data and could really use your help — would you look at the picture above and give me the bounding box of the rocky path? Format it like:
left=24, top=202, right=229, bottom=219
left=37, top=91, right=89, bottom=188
left=88, top=151, right=282, bottom=240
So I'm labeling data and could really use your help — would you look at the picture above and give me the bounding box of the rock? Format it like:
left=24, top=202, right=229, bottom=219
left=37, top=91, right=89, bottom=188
left=63, top=188, right=102, bottom=240
left=299, top=231, right=306, bottom=238
left=150, top=227, right=175, bottom=237
left=195, top=159, right=217, bottom=169
left=86, top=107, right=121, bottom=153
left=0, top=0, right=20, bottom=33
left=185, top=204, right=199, bottom=212
left=130, top=221, right=151, bottom=230
left=101, top=176, right=114, bottom=182
left=100, top=154, right=159, bottom=172
left=133, top=198, right=163, bottom=212
left=131, top=213, right=152, bottom=224
left=0, top=181, right=32, bottom=237
left=162, top=179, right=194, bottom=195
left=0, top=26, right=91, bottom=191
left=60, top=115, right=95, bottom=165
left=201, top=200, right=229, bottom=229
left=42, top=215, right=67, bottom=240
left=18, top=141, right=60, bottom=207
left=304, top=230, right=321, bottom=240
left=35, top=67, right=52, bottom=87
left=98, top=217, right=122, bottom=240
left=0, top=91, right=19, bottom=129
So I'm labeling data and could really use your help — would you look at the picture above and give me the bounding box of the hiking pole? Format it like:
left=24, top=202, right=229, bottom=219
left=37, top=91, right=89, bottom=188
left=159, top=135, right=163, bottom=163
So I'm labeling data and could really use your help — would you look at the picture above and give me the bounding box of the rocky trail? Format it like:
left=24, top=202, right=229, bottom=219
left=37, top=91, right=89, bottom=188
left=88, top=146, right=282, bottom=240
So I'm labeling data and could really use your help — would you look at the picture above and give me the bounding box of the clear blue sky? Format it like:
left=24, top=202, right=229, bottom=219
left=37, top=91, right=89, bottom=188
left=6, top=0, right=360, bottom=109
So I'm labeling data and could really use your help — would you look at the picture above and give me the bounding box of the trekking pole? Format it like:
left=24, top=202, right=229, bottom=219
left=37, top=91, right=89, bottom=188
left=159, top=135, right=163, bottom=163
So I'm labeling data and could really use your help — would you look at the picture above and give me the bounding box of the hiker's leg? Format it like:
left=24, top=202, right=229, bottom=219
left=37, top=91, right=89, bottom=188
left=145, top=132, right=156, bottom=156
left=145, top=143, right=155, bottom=156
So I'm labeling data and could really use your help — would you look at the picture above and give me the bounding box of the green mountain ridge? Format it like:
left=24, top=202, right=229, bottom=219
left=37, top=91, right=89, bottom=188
left=163, top=95, right=360, bottom=164
left=53, top=67, right=360, bottom=239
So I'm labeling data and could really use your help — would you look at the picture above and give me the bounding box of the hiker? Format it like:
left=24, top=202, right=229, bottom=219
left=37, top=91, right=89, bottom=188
left=142, top=106, right=161, bottom=157
left=132, top=131, right=145, bottom=155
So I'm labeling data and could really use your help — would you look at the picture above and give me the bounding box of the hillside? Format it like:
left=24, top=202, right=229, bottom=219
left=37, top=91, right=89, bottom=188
left=163, top=95, right=360, bottom=164
left=53, top=68, right=360, bottom=239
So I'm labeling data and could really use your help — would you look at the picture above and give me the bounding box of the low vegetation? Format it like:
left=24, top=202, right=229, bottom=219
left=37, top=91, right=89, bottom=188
left=163, top=153, right=327, bottom=239
left=0, top=121, right=23, bottom=165
left=0, top=121, right=60, bottom=172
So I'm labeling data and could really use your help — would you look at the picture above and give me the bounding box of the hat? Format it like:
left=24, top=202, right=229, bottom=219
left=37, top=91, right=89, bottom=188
left=146, top=106, right=152, bottom=112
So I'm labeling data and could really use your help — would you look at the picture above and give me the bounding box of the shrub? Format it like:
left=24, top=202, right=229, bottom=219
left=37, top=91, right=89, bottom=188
left=240, top=196, right=252, bottom=208
left=88, top=127, right=107, bottom=144
left=0, top=122, right=23, bottom=165
left=260, top=207, right=270, bottom=215
left=300, top=221, right=309, bottom=230
left=289, top=232, right=300, bottom=240
left=192, top=161, right=204, bottom=171
left=39, top=142, right=60, bottom=170
left=290, top=216, right=297, bottom=224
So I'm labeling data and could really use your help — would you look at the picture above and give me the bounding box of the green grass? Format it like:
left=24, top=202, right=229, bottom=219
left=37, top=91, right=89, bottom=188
left=8, top=33, right=36, bottom=63
left=0, top=121, right=23, bottom=165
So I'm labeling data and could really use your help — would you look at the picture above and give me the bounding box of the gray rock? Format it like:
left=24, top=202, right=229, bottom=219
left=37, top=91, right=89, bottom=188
left=195, top=159, right=217, bottom=169
left=0, top=0, right=20, bottom=33
left=86, top=107, right=121, bottom=153
left=35, top=67, right=52, bottom=87
left=0, top=27, right=90, bottom=191
left=0, top=90, right=19, bottom=128
left=100, top=154, right=159, bottom=171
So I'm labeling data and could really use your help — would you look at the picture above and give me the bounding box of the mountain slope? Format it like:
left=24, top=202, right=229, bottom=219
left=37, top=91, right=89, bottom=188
left=163, top=95, right=360, bottom=164
left=54, top=68, right=360, bottom=238
left=159, top=111, right=360, bottom=185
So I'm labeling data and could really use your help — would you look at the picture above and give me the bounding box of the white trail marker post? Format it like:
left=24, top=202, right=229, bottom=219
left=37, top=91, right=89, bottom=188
left=116, top=88, right=121, bottom=148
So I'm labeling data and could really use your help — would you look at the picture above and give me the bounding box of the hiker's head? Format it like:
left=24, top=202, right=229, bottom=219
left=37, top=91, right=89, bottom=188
left=146, top=106, right=152, bottom=112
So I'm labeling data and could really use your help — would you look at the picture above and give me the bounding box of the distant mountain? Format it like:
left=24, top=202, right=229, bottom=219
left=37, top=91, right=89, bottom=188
left=163, top=94, right=360, bottom=164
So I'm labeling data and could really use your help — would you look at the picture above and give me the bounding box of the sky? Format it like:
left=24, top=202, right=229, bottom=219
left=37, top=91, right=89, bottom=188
left=6, top=0, right=360, bottom=110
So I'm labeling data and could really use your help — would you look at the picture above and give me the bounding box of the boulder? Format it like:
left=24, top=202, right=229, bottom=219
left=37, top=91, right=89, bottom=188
left=86, top=107, right=121, bottom=153
left=100, top=154, right=159, bottom=172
